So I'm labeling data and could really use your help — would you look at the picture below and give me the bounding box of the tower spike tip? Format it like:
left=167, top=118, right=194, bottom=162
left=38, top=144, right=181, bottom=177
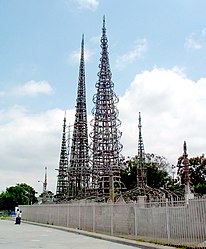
left=81, top=34, right=84, bottom=45
left=138, top=112, right=142, bottom=128
left=102, top=15, right=106, bottom=31
left=80, top=34, right=84, bottom=61
left=183, top=141, right=187, bottom=154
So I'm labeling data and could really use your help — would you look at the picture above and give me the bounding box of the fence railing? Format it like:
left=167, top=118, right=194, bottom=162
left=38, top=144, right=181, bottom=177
left=20, top=198, right=206, bottom=248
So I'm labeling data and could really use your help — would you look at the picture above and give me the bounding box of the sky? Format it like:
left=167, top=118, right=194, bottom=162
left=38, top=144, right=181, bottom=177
left=1, top=0, right=206, bottom=195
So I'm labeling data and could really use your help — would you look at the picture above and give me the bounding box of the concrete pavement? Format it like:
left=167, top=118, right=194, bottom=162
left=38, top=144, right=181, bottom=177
left=0, top=219, right=176, bottom=249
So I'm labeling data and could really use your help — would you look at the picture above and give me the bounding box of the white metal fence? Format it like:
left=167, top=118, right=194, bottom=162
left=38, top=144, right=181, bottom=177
left=20, top=198, right=206, bottom=248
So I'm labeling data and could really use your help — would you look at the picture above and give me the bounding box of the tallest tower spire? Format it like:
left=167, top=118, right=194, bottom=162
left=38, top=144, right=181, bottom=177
left=69, top=34, right=90, bottom=198
left=91, top=17, right=123, bottom=198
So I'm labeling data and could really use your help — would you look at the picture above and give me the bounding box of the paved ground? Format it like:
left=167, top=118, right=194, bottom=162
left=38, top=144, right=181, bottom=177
left=0, top=219, right=176, bottom=249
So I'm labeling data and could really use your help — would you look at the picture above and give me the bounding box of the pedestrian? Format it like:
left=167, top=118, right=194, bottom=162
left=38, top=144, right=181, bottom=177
left=15, top=208, right=20, bottom=224
left=19, top=211, right=22, bottom=224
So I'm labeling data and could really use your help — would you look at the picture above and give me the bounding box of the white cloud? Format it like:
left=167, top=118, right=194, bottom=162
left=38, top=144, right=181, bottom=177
left=76, top=0, right=99, bottom=11
left=12, top=80, right=54, bottom=97
left=118, top=67, right=206, bottom=165
left=184, top=32, right=203, bottom=50
left=90, top=35, right=101, bottom=45
left=69, top=47, right=93, bottom=63
left=0, top=107, right=75, bottom=193
left=0, top=105, right=94, bottom=194
left=115, top=39, right=148, bottom=69
left=1, top=68, right=206, bottom=193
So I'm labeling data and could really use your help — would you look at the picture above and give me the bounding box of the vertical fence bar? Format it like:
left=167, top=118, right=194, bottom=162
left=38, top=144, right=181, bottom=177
left=134, top=202, right=137, bottom=237
left=66, top=204, right=69, bottom=227
left=200, top=199, right=206, bottom=245
left=78, top=203, right=81, bottom=229
left=110, top=204, right=114, bottom=236
left=57, top=204, right=60, bottom=225
left=193, top=199, right=200, bottom=245
left=166, top=198, right=170, bottom=244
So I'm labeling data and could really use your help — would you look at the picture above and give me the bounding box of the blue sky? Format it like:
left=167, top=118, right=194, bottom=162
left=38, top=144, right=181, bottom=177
left=1, top=0, right=206, bottom=194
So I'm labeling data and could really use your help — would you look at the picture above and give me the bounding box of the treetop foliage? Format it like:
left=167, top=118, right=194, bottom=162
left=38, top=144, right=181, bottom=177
left=0, top=183, right=38, bottom=212
left=121, top=152, right=206, bottom=196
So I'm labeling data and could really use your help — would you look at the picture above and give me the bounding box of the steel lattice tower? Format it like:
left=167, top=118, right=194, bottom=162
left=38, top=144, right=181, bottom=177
left=183, top=141, right=189, bottom=185
left=137, top=112, right=147, bottom=186
left=56, top=113, right=69, bottom=200
left=90, top=17, right=122, bottom=197
left=43, top=166, right=47, bottom=193
left=183, top=141, right=190, bottom=198
left=69, top=35, right=90, bottom=198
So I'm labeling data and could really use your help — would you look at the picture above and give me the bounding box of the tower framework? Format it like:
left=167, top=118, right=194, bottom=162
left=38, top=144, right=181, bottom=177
left=69, top=35, right=90, bottom=198
left=90, top=17, right=123, bottom=198
left=122, top=113, right=183, bottom=202
left=137, top=112, right=147, bottom=186
left=182, top=141, right=193, bottom=202
left=183, top=141, right=190, bottom=187
left=55, top=114, right=69, bottom=201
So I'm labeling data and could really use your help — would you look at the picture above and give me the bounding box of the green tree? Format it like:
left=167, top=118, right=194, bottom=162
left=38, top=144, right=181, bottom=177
left=17, top=183, right=38, bottom=205
left=0, top=183, right=37, bottom=212
left=120, top=154, right=172, bottom=190
left=120, top=158, right=137, bottom=190
left=147, top=163, right=171, bottom=188
left=177, top=155, right=206, bottom=195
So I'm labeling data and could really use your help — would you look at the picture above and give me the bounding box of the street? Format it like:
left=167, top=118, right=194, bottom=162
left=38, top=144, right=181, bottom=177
left=0, top=219, right=141, bottom=249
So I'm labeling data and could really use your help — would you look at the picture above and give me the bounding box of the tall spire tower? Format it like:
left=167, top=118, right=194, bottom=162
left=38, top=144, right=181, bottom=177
left=90, top=17, right=123, bottom=198
left=183, top=141, right=189, bottom=186
left=137, top=112, right=147, bottom=186
left=69, top=35, right=90, bottom=198
left=183, top=141, right=191, bottom=200
left=43, top=166, right=47, bottom=193
left=55, top=113, right=69, bottom=201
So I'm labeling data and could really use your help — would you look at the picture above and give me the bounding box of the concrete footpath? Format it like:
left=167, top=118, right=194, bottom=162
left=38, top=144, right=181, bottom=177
left=0, top=219, right=176, bottom=249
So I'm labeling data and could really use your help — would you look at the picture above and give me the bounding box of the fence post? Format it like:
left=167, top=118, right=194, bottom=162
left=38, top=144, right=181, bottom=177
left=57, top=204, right=60, bottom=225
left=134, top=203, right=137, bottom=237
left=78, top=203, right=81, bottom=229
left=66, top=204, right=69, bottom=227
left=92, top=203, right=96, bottom=232
left=166, top=198, right=170, bottom=244
left=110, top=204, right=114, bottom=236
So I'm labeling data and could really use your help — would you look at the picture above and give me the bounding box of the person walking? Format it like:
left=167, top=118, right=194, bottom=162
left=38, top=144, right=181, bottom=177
left=19, top=211, right=22, bottom=224
left=15, top=208, right=20, bottom=224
